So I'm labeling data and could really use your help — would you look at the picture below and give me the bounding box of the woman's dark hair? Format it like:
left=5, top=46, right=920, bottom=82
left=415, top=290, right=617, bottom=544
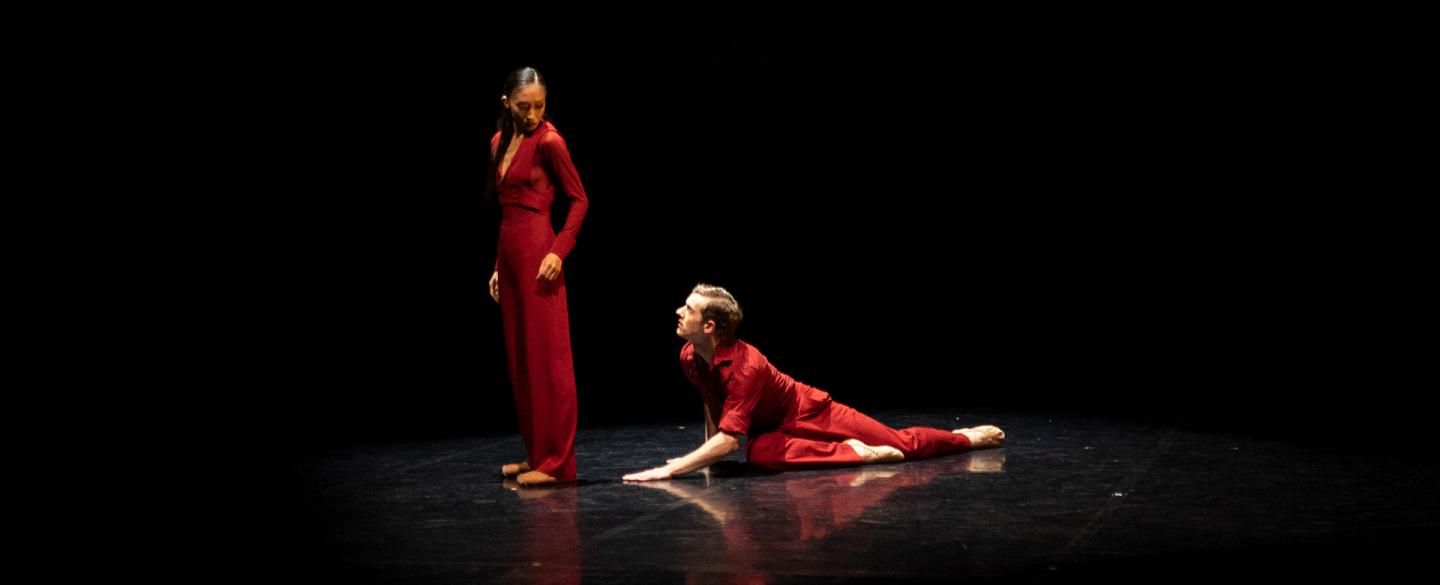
left=484, top=67, right=547, bottom=203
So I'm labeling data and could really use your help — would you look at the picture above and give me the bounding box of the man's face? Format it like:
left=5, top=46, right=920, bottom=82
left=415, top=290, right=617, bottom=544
left=676, top=293, right=710, bottom=340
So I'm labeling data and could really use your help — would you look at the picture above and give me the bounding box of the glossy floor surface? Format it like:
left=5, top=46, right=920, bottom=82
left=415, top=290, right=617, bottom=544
left=287, top=411, right=1439, bottom=583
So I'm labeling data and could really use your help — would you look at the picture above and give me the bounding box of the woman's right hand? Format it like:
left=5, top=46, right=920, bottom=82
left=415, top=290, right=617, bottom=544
left=489, top=270, right=500, bottom=303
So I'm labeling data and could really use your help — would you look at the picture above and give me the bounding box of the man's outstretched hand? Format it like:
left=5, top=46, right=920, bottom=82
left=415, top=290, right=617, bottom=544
left=622, top=465, right=674, bottom=482
left=625, top=433, right=738, bottom=482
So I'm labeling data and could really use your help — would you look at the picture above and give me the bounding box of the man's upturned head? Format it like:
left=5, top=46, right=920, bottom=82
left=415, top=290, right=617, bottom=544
left=676, top=283, right=743, bottom=343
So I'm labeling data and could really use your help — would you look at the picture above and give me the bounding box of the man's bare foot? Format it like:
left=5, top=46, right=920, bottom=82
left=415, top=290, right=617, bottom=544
left=844, top=439, right=905, bottom=464
left=501, top=461, right=531, bottom=477
left=516, top=470, right=559, bottom=487
left=953, top=425, right=1006, bottom=448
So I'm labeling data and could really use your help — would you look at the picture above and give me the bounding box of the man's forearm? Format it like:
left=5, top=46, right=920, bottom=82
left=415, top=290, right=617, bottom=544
left=666, top=431, right=740, bottom=476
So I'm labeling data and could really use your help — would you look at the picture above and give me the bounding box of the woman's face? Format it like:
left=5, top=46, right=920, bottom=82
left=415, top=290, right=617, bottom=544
left=503, top=84, right=547, bottom=133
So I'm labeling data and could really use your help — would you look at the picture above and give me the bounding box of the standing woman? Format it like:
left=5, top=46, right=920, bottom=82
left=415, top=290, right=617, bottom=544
left=486, top=67, right=589, bottom=486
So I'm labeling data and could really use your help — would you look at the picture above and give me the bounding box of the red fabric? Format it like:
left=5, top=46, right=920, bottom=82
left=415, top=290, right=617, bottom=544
left=680, top=340, right=792, bottom=436
left=746, top=399, right=972, bottom=471
left=493, top=121, right=588, bottom=481
left=681, top=340, right=972, bottom=471
left=491, top=121, right=589, bottom=270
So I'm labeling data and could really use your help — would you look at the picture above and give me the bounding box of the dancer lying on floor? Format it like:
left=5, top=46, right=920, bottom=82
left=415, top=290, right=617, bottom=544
left=623, top=284, right=1005, bottom=482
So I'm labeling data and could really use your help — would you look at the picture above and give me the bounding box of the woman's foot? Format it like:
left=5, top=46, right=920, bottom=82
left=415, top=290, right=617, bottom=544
left=844, top=439, right=905, bottom=464
left=501, top=461, right=531, bottom=477
left=516, top=470, right=560, bottom=487
left=953, top=425, right=1006, bottom=448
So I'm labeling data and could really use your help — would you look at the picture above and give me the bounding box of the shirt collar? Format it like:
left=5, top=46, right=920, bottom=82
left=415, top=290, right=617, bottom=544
left=686, top=339, right=742, bottom=372
left=711, top=339, right=742, bottom=367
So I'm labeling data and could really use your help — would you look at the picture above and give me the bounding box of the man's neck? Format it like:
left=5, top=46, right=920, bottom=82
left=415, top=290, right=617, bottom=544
left=692, top=336, right=719, bottom=365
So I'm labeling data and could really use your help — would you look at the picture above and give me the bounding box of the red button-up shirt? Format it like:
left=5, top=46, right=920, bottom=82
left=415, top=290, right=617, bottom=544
left=680, top=339, right=832, bottom=436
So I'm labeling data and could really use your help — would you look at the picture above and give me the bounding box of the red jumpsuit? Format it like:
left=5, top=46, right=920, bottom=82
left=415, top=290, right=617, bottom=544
left=681, top=340, right=973, bottom=471
left=492, top=121, right=588, bottom=481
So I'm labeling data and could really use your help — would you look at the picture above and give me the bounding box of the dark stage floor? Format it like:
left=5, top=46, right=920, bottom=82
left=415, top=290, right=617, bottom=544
left=285, top=411, right=1439, bottom=583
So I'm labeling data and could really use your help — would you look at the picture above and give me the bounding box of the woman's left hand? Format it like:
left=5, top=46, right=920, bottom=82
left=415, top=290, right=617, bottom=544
left=537, top=253, right=563, bottom=282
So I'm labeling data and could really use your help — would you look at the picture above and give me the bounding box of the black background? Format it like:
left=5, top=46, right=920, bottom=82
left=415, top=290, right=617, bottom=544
left=225, top=5, right=1424, bottom=456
